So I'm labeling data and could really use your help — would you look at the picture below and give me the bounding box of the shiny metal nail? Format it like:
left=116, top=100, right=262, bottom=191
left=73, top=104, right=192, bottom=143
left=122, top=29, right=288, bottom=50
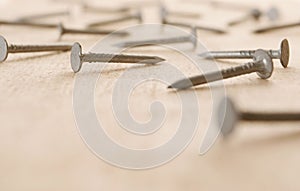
left=70, top=43, right=165, bottom=73
left=169, top=49, right=273, bottom=89
left=228, top=8, right=262, bottom=26
left=81, top=3, right=131, bottom=14
left=253, top=21, right=300, bottom=33
left=0, top=36, right=72, bottom=62
left=17, top=10, right=70, bottom=22
left=218, top=96, right=300, bottom=137
left=0, top=19, right=58, bottom=28
left=199, top=39, right=289, bottom=68
left=160, top=6, right=226, bottom=34
left=115, top=26, right=197, bottom=48
left=57, top=23, right=129, bottom=39
left=86, top=10, right=142, bottom=28
left=160, top=4, right=201, bottom=19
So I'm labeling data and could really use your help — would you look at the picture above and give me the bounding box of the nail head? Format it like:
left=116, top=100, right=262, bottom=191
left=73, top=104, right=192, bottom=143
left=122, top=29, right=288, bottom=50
left=57, top=23, right=64, bottom=36
left=253, top=49, right=273, bottom=79
left=190, top=26, right=197, bottom=48
left=0, top=36, right=8, bottom=62
left=280, top=38, right=289, bottom=68
left=71, top=42, right=83, bottom=73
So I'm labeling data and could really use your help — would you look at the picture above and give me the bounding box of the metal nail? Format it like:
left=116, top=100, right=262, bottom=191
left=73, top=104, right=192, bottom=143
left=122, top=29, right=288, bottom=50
left=253, top=21, right=300, bottom=33
left=115, top=26, right=197, bottom=48
left=266, top=7, right=280, bottom=21
left=16, top=10, right=70, bottom=22
left=228, top=8, right=262, bottom=26
left=86, top=10, right=142, bottom=28
left=218, top=96, right=300, bottom=137
left=70, top=42, right=165, bottom=73
left=199, top=39, right=290, bottom=68
left=81, top=3, right=131, bottom=14
left=169, top=49, right=273, bottom=89
left=160, top=4, right=201, bottom=19
left=0, top=36, right=72, bottom=62
left=160, top=6, right=226, bottom=34
left=0, top=19, right=58, bottom=29
left=57, top=23, right=129, bottom=39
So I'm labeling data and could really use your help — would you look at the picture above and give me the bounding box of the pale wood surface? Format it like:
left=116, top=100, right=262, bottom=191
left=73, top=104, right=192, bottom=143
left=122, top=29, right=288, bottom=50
left=1, top=0, right=300, bottom=190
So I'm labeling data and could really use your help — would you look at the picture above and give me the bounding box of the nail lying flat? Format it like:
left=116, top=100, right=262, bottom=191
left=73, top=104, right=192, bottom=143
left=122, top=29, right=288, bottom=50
left=218, top=97, right=300, bottom=137
left=169, top=49, right=273, bottom=89
left=163, top=21, right=226, bottom=34
left=81, top=3, right=131, bottom=14
left=198, top=39, right=289, bottom=68
left=228, top=8, right=262, bottom=26
left=16, top=10, right=70, bottom=22
left=160, top=7, right=226, bottom=34
left=0, top=36, right=72, bottom=62
left=86, top=11, right=142, bottom=28
left=115, top=27, right=198, bottom=48
left=208, top=1, right=253, bottom=11
left=227, top=7, right=279, bottom=26
left=0, top=20, right=58, bottom=28
left=70, top=43, right=165, bottom=73
left=58, top=23, right=129, bottom=39
left=253, top=22, right=300, bottom=33
left=160, top=4, right=201, bottom=19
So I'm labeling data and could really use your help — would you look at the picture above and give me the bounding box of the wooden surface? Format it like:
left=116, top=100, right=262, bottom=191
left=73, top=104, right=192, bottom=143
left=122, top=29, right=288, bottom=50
left=1, top=0, right=300, bottom=190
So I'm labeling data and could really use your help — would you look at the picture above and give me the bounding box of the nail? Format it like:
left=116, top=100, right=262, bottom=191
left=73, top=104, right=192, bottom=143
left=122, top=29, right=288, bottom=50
left=70, top=43, right=165, bottom=73
left=81, top=3, right=131, bottom=14
left=228, top=8, right=262, bottom=26
left=16, top=10, right=70, bottom=22
left=169, top=49, right=273, bottom=89
left=209, top=1, right=253, bottom=11
left=0, top=36, right=72, bottom=62
left=218, top=96, right=300, bottom=137
left=115, top=26, right=198, bottom=48
left=57, top=23, right=129, bottom=39
left=160, top=4, right=201, bottom=19
left=0, top=19, right=58, bottom=28
left=253, top=22, right=300, bottom=33
left=86, top=10, right=142, bottom=28
left=265, top=7, right=280, bottom=21
left=199, top=39, right=290, bottom=68
left=160, top=6, right=226, bottom=34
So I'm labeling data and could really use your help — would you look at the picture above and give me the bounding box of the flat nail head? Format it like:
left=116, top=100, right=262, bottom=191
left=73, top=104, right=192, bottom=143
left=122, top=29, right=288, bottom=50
left=57, top=23, right=64, bottom=36
left=136, top=11, right=143, bottom=23
left=71, top=42, right=83, bottom=73
left=218, top=97, right=238, bottom=137
left=280, top=39, right=289, bottom=68
left=253, top=49, right=273, bottom=79
left=190, top=26, right=198, bottom=48
left=159, top=4, right=168, bottom=23
left=0, top=36, right=8, bottom=62
left=251, top=8, right=262, bottom=20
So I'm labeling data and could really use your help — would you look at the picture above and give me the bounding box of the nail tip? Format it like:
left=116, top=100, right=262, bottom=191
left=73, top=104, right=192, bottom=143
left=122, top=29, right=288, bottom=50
left=167, top=82, right=190, bottom=90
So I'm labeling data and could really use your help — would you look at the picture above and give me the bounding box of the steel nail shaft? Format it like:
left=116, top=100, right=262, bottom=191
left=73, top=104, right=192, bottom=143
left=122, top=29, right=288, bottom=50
left=253, top=22, right=300, bottom=33
left=160, top=7, right=226, bottom=34
left=86, top=11, right=142, bottom=28
left=58, top=23, right=129, bottom=39
left=169, top=49, right=273, bottom=89
left=0, top=20, right=58, bottom=28
left=218, top=97, right=300, bottom=137
left=0, top=36, right=72, bottom=62
left=115, top=27, right=197, bottom=48
left=70, top=43, right=165, bottom=73
left=199, top=39, right=290, bottom=68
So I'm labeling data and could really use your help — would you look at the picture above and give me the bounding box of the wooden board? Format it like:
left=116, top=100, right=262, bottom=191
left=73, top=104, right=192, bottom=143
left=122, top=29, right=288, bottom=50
left=0, top=0, right=300, bottom=190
